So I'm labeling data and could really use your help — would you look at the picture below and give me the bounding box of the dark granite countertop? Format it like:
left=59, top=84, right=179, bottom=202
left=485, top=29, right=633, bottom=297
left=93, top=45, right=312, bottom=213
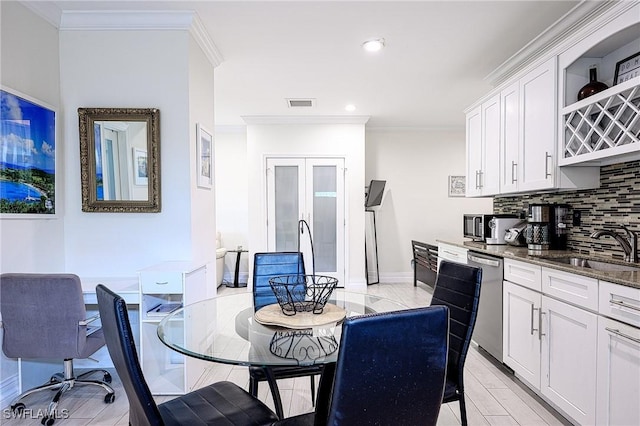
left=437, top=239, right=640, bottom=290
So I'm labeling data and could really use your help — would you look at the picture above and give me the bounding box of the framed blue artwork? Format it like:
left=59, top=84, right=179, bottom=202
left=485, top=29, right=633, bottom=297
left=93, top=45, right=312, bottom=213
left=0, top=87, right=57, bottom=216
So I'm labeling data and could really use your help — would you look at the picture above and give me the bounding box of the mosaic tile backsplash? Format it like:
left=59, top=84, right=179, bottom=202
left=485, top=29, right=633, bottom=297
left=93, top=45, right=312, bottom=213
left=494, top=160, right=640, bottom=261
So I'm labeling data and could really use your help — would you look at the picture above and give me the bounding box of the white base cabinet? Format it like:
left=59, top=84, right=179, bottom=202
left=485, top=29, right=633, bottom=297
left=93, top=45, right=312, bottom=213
left=540, top=295, right=597, bottom=425
left=139, top=261, right=209, bottom=395
left=503, top=281, right=541, bottom=390
left=596, top=316, right=640, bottom=426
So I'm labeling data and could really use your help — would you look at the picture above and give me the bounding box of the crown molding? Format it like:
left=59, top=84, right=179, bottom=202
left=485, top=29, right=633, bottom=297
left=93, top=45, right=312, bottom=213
left=486, top=0, right=622, bottom=86
left=20, top=1, right=63, bottom=28
left=20, top=4, right=223, bottom=68
left=242, top=115, right=371, bottom=125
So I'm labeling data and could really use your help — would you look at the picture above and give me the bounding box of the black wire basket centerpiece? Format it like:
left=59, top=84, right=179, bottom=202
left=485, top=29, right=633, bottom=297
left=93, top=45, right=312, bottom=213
left=270, top=329, right=338, bottom=363
left=269, top=274, right=338, bottom=316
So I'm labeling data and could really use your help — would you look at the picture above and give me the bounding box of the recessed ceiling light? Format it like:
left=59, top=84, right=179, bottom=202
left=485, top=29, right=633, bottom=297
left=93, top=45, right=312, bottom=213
left=345, top=104, right=356, bottom=112
left=362, top=38, right=385, bottom=52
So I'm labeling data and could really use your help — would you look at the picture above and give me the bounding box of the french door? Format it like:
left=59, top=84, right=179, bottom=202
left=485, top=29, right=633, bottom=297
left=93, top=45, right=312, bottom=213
left=266, top=157, right=345, bottom=284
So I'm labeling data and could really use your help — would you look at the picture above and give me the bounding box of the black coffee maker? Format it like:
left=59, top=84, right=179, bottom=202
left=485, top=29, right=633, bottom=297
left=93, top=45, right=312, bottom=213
left=526, top=204, right=570, bottom=251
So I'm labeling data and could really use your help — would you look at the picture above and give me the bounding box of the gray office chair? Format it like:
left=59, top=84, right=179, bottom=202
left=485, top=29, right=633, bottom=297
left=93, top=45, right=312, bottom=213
left=0, top=273, right=115, bottom=426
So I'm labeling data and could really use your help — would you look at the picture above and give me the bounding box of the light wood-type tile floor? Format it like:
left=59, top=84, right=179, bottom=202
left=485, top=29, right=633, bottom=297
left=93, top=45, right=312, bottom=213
left=1, top=282, right=572, bottom=425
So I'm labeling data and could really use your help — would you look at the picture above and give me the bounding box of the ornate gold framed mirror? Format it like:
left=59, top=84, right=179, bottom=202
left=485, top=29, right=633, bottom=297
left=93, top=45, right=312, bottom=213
left=78, top=108, right=160, bottom=212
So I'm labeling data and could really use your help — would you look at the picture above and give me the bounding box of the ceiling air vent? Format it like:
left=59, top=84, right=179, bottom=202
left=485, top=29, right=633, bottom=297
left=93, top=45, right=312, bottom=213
left=286, top=98, right=316, bottom=108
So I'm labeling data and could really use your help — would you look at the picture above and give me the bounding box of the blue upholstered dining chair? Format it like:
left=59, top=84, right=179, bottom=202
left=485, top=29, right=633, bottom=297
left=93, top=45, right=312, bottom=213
left=273, top=306, right=450, bottom=426
left=250, top=252, right=322, bottom=419
left=95, top=284, right=279, bottom=426
left=430, top=260, right=483, bottom=426
left=0, top=273, right=115, bottom=426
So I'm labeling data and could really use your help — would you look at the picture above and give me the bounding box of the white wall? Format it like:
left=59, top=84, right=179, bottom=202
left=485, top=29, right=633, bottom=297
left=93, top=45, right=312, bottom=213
left=365, top=128, right=493, bottom=282
left=188, top=35, right=218, bottom=296
left=60, top=29, right=194, bottom=277
left=0, top=2, right=64, bottom=274
left=245, top=121, right=367, bottom=289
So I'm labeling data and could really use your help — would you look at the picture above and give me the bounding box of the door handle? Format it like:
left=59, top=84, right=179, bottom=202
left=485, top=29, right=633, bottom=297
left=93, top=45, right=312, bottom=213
left=539, top=310, right=546, bottom=340
left=531, top=306, right=539, bottom=335
left=511, top=161, right=517, bottom=184
left=605, top=327, right=640, bottom=344
left=545, top=152, right=552, bottom=178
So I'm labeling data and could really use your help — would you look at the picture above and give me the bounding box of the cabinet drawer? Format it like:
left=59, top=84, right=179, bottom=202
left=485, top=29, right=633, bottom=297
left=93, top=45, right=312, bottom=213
left=437, top=243, right=468, bottom=265
left=542, top=267, right=598, bottom=311
left=140, top=272, right=183, bottom=294
left=599, top=281, right=640, bottom=328
left=504, top=259, right=542, bottom=291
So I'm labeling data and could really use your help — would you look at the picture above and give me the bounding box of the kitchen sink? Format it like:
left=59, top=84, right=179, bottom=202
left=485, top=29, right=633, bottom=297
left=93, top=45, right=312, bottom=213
left=540, top=256, right=640, bottom=272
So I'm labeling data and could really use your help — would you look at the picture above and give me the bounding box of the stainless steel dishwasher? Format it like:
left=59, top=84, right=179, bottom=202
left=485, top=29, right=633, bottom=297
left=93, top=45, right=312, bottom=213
left=467, top=251, right=504, bottom=363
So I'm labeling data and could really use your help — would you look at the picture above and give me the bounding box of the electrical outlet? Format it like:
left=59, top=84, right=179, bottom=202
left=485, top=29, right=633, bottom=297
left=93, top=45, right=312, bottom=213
left=573, top=210, right=581, bottom=226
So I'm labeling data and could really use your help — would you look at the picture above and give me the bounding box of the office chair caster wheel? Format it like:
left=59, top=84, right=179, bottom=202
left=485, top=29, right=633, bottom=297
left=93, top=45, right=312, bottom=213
left=11, top=403, right=25, bottom=414
left=104, top=393, right=115, bottom=403
left=103, top=372, right=112, bottom=383
left=41, top=415, right=55, bottom=426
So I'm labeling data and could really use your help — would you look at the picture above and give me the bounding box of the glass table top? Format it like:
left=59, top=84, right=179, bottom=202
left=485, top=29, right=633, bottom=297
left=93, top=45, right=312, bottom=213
left=157, top=290, right=407, bottom=367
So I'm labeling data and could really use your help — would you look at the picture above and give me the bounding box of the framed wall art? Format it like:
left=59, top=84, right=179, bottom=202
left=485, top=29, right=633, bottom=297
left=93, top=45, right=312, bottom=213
left=133, top=148, right=148, bottom=186
left=196, top=123, right=213, bottom=189
left=448, top=175, right=465, bottom=197
left=0, top=86, right=57, bottom=217
left=614, top=51, right=640, bottom=85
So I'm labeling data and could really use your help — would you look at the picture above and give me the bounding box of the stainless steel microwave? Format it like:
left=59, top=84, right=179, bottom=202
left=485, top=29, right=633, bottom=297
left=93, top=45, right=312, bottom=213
left=463, top=214, right=494, bottom=242
left=463, top=214, right=518, bottom=242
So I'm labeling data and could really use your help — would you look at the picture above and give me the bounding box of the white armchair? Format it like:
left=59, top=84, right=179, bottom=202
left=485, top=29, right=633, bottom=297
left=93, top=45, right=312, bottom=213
left=216, top=232, right=227, bottom=286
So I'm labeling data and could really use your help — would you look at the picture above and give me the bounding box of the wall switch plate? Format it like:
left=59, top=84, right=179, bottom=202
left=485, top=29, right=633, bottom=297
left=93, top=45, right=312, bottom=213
left=573, top=210, right=581, bottom=226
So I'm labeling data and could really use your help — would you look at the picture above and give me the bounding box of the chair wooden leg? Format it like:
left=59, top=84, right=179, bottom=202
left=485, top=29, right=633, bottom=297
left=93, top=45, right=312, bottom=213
left=459, top=395, right=468, bottom=426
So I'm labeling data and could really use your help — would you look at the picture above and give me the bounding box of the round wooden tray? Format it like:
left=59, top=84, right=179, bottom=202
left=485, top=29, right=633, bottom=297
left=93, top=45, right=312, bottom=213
left=254, top=303, right=346, bottom=329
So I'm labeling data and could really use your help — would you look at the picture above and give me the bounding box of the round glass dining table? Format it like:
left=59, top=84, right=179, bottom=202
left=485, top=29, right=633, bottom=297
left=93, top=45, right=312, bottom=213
left=156, top=290, right=408, bottom=368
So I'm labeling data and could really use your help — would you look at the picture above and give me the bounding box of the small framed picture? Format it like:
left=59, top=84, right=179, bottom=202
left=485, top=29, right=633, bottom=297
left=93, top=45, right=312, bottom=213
left=448, top=175, right=465, bottom=197
left=196, top=123, right=213, bottom=189
left=614, top=51, right=640, bottom=85
left=132, top=148, right=148, bottom=186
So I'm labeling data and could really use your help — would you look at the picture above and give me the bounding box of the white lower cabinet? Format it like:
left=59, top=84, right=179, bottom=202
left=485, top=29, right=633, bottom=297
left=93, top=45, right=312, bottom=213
left=503, top=260, right=599, bottom=425
left=540, top=295, right=597, bottom=425
left=596, top=316, right=640, bottom=426
left=139, top=261, right=209, bottom=395
left=503, top=281, right=541, bottom=390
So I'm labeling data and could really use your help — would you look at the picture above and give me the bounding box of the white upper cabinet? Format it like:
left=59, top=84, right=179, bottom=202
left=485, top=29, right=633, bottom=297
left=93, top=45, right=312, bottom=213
left=465, top=95, right=501, bottom=197
left=519, top=57, right=558, bottom=192
left=466, top=106, right=482, bottom=197
left=500, top=81, right=520, bottom=193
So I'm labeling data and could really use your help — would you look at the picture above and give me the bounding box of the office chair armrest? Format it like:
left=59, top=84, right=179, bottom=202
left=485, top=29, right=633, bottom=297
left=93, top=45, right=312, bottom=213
left=79, top=314, right=100, bottom=326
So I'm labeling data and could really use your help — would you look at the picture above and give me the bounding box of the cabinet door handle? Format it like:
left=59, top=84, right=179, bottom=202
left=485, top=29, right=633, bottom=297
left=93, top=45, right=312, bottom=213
left=610, top=298, right=640, bottom=313
left=531, top=306, right=539, bottom=335
left=155, top=281, right=169, bottom=285
left=605, top=327, right=640, bottom=344
left=475, top=171, right=480, bottom=189
left=443, top=250, right=459, bottom=258
left=478, top=170, right=483, bottom=189
left=545, top=152, right=552, bottom=178
left=511, top=161, right=517, bottom=184
left=539, top=310, right=546, bottom=340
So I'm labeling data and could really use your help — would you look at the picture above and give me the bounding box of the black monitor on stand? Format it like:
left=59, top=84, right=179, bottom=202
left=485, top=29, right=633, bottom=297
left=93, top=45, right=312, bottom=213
left=365, top=180, right=386, bottom=285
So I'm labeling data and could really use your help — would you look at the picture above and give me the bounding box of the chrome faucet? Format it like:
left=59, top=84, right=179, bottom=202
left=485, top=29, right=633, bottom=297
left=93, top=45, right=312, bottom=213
left=590, top=225, right=638, bottom=263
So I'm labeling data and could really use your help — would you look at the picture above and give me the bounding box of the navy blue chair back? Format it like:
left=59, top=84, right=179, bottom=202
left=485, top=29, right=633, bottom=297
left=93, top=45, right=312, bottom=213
left=253, top=252, right=305, bottom=311
left=430, top=260, right=482, bottom=426
left=325, top=306, right=449, bottom=426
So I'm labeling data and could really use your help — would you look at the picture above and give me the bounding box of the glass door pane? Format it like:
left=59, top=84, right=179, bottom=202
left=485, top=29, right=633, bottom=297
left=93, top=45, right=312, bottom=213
left=274, top=165, right=299, bottom=252
left=312, top=165, right=337, bottom=272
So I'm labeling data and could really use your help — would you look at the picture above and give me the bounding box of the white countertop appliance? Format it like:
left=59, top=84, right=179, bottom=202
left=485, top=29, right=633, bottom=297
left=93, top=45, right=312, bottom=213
left=487, top=218, right=522, bottom=245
